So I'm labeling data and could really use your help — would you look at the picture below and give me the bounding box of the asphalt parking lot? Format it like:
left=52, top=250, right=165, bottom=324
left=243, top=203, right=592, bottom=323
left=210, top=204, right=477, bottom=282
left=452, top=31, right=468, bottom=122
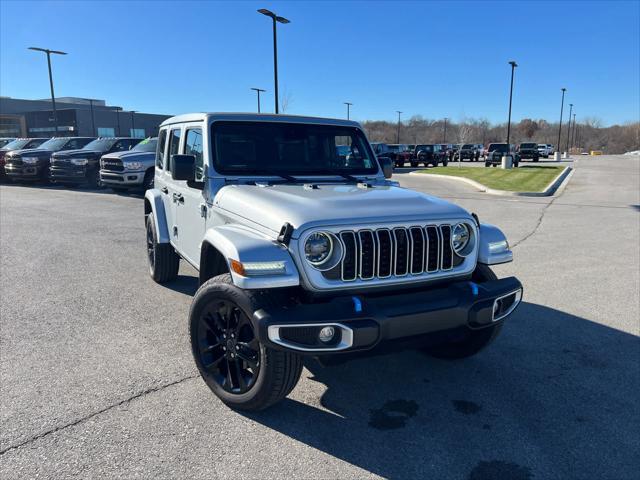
left=1, top=155, right=638, bottom=479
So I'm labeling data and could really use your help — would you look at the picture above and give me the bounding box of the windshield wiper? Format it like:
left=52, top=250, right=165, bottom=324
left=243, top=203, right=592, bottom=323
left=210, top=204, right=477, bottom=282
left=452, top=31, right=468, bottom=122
left=254, top=171, right=300, bottom=183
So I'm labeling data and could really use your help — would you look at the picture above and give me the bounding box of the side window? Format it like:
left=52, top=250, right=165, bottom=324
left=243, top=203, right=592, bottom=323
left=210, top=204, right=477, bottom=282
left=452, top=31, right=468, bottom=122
left=111, top=140, right=129, bottom=152
left=64, top=139, right=81, bottom=149
left=156, top=130, right=167, bottom=169
left=184, top=128, right=204, bottom=181
left=168, top=128, right=182, bottom=174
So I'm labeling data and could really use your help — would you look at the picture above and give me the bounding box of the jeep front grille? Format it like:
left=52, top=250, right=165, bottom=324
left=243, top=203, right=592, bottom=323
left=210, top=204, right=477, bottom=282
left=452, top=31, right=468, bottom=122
left=332, top=225, right=455, bottom=282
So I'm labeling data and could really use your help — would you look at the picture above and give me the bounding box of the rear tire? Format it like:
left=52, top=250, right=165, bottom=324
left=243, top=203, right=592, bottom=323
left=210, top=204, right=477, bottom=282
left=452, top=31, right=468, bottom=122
left=190, top=274, right=303, bottom=411
left=146, top=214, right=179, bottom=283
left=421, top=265, right=503, bottom=359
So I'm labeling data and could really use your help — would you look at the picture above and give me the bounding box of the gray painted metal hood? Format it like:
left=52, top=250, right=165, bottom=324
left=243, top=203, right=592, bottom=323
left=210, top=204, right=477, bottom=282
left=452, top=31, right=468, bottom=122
left=214, top=183, right=470, bottom=236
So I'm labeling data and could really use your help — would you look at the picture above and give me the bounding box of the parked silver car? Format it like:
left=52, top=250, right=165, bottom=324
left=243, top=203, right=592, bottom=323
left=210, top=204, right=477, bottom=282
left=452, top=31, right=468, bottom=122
left=144, top=113, right=522, bottom=411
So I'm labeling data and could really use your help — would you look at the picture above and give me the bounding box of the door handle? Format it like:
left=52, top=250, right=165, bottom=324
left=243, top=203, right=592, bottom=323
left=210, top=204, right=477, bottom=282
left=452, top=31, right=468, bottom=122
left=160, top=186, right=168, bottom=194
left=199, top=203, right=207, bottom=218
left=173, top=192, right=184, bottom=204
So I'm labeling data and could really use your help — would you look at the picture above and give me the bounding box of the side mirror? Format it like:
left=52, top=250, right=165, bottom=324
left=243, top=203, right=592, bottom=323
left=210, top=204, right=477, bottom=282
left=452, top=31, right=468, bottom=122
left=171, top=154, right=195, bottom=181
left=379, top=156, right=393, bottom=179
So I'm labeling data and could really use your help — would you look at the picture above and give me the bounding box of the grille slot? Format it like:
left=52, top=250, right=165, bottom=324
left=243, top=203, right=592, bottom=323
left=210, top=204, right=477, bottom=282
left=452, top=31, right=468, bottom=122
left=331, top=224, right=462, bottom=282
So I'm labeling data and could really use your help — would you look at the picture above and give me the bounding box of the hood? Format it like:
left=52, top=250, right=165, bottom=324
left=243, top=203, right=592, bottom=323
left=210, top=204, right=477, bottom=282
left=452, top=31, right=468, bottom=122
left=101, top=150, right=154, bottom=161
left=52, top=149, right=102, bottom=159
left=5, top=148, right=54, bottom=158
left=214, top=182, right=470, bottom=236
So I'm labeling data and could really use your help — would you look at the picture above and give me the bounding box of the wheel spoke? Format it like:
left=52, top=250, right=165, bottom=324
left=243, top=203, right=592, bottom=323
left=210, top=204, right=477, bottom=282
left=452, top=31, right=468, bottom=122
left=225, top=362, right=234, bottom=390
left=236, top=351, right=259, bottom=369
left=203, top=355, right=224, bottom=371
left=201, top=341, right=222, bottom=354
left=234, top=360, right=248, bottom=392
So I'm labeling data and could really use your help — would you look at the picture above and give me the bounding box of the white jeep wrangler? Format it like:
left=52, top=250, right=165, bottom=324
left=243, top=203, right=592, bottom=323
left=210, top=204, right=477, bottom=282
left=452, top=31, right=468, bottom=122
left=144, top=113, right=522, bottom=411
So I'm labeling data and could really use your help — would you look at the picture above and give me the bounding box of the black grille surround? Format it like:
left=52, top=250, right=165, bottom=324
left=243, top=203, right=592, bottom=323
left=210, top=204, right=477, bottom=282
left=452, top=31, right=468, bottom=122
left=299, top=222, right=476, bottom=290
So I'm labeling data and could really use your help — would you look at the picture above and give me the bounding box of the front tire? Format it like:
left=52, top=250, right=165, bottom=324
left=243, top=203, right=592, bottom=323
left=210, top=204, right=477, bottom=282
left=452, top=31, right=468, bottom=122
left=190, top=274, right=303, bottom=411
left=422, top=265, right=503, bottom=359
left=146, top=214, right=179, bottom=283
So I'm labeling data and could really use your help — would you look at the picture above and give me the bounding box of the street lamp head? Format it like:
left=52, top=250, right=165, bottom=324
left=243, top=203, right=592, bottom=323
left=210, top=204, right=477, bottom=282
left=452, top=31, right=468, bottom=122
left=275, top=16, right=290, bottom=24
left=561, top=87, right=567, bottom=92
left=508, top=60, right=518, bottom=67
left=29, top=46, right=67, bottom=55
left=251, top=87, right=266, bottom=93
left=258, top=8, right=275, bottom=18
left=344, top=102, right=352, bottom=106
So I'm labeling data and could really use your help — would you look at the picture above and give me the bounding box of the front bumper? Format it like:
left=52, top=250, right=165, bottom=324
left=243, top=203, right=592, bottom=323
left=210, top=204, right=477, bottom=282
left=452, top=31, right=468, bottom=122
left=253, top=276, right=522, bottom=355
left=100, top=170, right=145, bottom=186
left=5, top=163, right=47, bottom=179
left=50, top=165, right=89, bottom=183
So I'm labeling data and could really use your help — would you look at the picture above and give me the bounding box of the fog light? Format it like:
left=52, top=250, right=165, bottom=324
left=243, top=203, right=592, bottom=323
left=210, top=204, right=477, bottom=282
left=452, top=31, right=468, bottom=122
left=318, top=326, right=335, bottom=343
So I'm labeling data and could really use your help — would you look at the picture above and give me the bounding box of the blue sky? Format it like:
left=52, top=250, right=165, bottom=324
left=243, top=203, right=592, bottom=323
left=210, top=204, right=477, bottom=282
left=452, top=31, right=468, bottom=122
left=1, top=0, right=638, bottom=125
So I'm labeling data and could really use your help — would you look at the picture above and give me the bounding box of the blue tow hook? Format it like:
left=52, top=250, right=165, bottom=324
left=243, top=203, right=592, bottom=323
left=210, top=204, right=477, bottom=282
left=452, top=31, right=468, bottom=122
left=468, top=282, right=479, bottom=296
left=352, top=296, right=363, bottom=313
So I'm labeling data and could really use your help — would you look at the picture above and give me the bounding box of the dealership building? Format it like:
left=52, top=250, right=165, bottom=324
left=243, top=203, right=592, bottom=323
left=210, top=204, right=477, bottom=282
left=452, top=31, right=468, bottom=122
left=0, top=96, right=172, bottom=139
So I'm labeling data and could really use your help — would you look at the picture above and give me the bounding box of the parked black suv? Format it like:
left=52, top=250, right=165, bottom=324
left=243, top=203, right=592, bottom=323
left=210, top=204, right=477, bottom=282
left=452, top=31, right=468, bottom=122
left=50, top=137, right=141, bottom=187
left=484, top=143, right=520, bottom=167
left=455, top=144, right=481, bottom=162
left=518, top=142, right=540, bottom=162
left=4, top=137, right=94, bottom=182
left=414, top=144, right=448, bottom=167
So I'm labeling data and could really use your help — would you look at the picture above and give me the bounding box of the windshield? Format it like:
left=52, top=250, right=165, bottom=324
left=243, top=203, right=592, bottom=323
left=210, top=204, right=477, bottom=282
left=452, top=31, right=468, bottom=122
left=416, top=145, right=434, bottom=152
left=488, top=144, right=509, bottom=152
left=83, top=138, right=118, bottom=151
left=520, top=143, right=537, bottom=148
left=1, top=138, right=31, bottom=150
left=212, top=121, right=378, bottom=176
left=132, top=138, right=157, bottom=152
left=387, top=145, right=401, bottom=153
left=38, top=138, right=69, bottom=151
left=462, top=144, right=474, bottom=149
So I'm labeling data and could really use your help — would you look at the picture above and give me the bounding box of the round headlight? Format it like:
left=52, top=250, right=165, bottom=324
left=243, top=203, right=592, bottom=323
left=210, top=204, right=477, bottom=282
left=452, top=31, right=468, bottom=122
left=304, top=232, right=333, bottom=266
left=452, top=223, right=470, bottom=254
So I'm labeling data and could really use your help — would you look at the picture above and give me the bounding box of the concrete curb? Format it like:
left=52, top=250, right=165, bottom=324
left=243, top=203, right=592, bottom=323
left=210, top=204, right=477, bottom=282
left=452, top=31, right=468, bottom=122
left=408, top=166, right=573, bottom=197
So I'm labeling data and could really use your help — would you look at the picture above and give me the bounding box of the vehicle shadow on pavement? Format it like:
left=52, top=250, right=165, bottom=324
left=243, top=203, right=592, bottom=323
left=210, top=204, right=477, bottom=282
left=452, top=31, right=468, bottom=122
left=243, top=302, right=639, bottom=480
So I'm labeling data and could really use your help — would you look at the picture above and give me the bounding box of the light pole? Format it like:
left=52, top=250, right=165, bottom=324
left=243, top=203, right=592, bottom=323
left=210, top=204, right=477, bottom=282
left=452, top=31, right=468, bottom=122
left=250, top=88, right=266, bottom=113
left=443, top=118, right=448, bottom=143
left=506, top=61, right=517, bottom=147
left=87, top=99, right=96, bottom=136
left=115, top=107, right=122, bottom=136
left=396, top=111, right=402, bottom=144
left=565, top=103, right=573, bottom=153
left=571, top=113, right=577, bottom=150
left=344, top=102, right=353, bottom=120
left=557, top=88, right=567, bottom=155
left=28, top=47, right=67, bottom=135
left=130, top=110, right=137, bottom=137
left=258, top=9, right=290, bottom=114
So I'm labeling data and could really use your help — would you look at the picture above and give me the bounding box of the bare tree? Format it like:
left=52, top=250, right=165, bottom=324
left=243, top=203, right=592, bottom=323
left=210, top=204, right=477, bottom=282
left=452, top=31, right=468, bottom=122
left=279, top=86, right=293, bottom=113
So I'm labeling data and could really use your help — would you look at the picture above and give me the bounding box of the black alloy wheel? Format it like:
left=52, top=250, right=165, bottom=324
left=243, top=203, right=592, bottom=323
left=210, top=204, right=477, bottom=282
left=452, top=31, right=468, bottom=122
left=146, top=220, right=155, bottom=268
left=195, top=300, right=261, bottom=394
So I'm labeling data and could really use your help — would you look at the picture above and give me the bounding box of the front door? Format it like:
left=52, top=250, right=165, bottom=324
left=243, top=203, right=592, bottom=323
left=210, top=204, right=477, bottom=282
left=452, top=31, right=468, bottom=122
left=173, top=126, right=206, bottom=267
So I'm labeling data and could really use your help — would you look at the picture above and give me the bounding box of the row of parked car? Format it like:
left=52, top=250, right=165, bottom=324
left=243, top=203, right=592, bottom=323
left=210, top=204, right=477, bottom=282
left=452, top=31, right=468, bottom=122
left=372, top=142, right=557, bottom=168
left=0, top=136, right=158, bottom=190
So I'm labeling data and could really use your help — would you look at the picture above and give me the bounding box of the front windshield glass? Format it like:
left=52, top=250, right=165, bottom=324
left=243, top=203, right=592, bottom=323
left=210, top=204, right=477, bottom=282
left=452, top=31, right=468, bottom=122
left=521, top=143, right=537, bottom=148
left=83, top=138, right=118, bottom=151
left=212, top=122, right=377, bottom=175
left=489, top=144, right=508, bottom=152
left=132, top=138, right=157, bottom=152
left=462, top=144, right=474, bottom=149
left=38, top=138, right=69, bottom=151
left=416, top=145, right=433, bottom=152
left=387, top=145, right=401, bottom=153
left=1, top=139, right=30, bottom=150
